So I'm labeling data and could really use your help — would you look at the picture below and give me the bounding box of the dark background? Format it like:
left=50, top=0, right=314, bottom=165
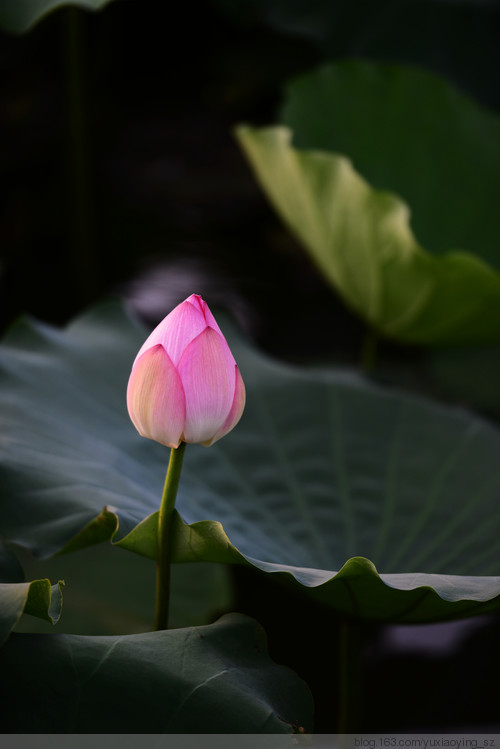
left=1, top=0, right=500, bottom=732
left=2, top=0, right=500, bottom=359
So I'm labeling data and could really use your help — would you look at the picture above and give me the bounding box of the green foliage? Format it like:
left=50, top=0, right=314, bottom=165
left=0, top=579, right=63, bottom=645
left=282, top=62, right=500, bottom=268
left=0, top=540, right=63, bottom=644
left=236, top=63, right=500, bottom=345
left=0, top=613, right=313, bottom=732
left=0, top=302, right=151, bottom=556
left=1, top=303, right=500, bottom=623
left=0, top=0, right=116, bottom=33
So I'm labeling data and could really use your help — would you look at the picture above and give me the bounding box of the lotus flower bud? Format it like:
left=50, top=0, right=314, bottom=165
left=127, top=294, right=246, bottom=448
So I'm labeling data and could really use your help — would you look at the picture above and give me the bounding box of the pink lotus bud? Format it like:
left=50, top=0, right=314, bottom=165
left=127, top=294, right=246, bottom=448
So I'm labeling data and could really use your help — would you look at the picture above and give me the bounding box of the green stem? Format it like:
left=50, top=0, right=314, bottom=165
left=154, top=441, right=186, bottom=630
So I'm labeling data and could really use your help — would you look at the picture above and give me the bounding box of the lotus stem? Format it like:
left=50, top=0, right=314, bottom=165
left=154, top=441, right=186, bottom=630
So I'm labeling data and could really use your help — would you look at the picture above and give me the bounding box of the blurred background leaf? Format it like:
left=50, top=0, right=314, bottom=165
left=237, top=126, right=500, bottom=346
left=236, top=62, right=500, bottom=345
left=282, top=61, right=500, bottom=269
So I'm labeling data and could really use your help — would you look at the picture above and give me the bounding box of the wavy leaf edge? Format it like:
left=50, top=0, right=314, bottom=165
left=45, top=505, right=500, bottom=620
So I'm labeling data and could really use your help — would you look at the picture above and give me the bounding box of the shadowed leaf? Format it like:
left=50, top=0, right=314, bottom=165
left=0, top=613, right=313, bottom=733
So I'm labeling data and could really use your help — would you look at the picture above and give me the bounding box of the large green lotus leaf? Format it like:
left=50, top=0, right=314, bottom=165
left=2, top=302, right=500, bottom=622
left=0, top=613, right=313, bottom=733
left=0, top=0, right=116, bottom=33
left=236, top=124, right=500, bottom=345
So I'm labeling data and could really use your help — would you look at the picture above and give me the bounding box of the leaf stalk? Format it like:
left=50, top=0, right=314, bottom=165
left=154, top=441, right=186, bottom=630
